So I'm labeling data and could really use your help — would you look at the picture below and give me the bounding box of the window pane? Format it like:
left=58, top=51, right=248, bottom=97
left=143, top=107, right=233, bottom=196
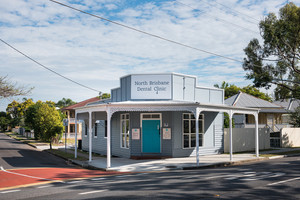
left=199, top=120, right=203, bottom=133
left=143, top=114, right=151, bottom=118
left=191, top=120, right=195, bottom=133
left=123, top=122, right=125, bottom=133
left=184, top=134, right=189, bottom=148
left=122, top=135, right=125, bottom=148
left=191, top=134, right=196, bottom=147
left=126, top=114, right=129, bottom=119
left=126, top=120, right=129, bottom=133
left=126, top=133, right=129, bottom=148
left=199, top=134, right=203, bottom=146
left=191, top=114, right=195, bottom=119
left=152, top=114, right=160, bottom=118
left=183, top=114, right=189, bottom=119
left=183, top=120, right=189, bottom=133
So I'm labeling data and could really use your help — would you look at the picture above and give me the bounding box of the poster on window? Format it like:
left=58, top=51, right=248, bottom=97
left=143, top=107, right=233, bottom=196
left=132, top=128, right=140, bottom=140
left=163, top=128, right=171, bottom=139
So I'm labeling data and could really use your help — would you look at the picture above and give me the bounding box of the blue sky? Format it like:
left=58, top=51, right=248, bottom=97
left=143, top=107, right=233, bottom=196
left=1, top=0, right=299, bottom=111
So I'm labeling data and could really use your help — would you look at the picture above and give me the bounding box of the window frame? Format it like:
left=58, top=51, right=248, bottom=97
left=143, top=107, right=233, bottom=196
left=182, top=113, right=204, bottom=149
left=120, top=113, right=130, bottom=149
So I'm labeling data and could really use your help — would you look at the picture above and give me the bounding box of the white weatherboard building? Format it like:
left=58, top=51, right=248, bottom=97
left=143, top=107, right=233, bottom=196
left=74, top=73, right=260, bottom=169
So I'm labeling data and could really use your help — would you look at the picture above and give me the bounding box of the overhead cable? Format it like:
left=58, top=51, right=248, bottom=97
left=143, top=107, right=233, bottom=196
left=0, top=38, right=100, bottom=93
left=49, top=0, right=244, bottom=64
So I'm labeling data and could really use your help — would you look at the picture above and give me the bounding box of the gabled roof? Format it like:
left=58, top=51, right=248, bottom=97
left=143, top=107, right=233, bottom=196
left=274, top=99, right=300, bottom=112
left=61, top=97, right=100, bottom=111
left=225, top=92, right=281, bottom=108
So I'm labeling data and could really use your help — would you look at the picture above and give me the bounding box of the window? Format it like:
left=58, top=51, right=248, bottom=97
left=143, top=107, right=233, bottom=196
left=121, top=113, right=130, bottom=148
left=84, top=123, right=87, bottom=137
left=182, top=113, right=204, bottom=148
left=94, top=123, right=98, bottom=137
left=97, top=120, right=107, bottom=138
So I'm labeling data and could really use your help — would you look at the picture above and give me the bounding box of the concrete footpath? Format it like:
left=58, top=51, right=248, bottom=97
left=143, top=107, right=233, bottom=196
left=71, top=153, right=265, bottom=172
left=38, top=145, right=299, bottom=173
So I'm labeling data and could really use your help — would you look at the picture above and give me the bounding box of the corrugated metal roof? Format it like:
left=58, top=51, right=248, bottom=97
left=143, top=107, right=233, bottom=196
left=225, top=92, right=281, bottom=108
left=61, top=97, right=100, bottom=110
left=275, top=99, right=300, bottom=112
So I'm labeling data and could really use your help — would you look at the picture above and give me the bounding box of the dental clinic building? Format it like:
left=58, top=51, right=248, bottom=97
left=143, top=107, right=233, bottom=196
left=75, top=73, right=260, bottom=169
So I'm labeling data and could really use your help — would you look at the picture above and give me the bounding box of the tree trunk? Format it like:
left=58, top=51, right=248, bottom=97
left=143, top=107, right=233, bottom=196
left=49, top=141, right=52, bottom=150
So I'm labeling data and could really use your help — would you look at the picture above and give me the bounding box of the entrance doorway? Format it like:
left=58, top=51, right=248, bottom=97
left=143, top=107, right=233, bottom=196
left=141, top=113, right=161, bottom=153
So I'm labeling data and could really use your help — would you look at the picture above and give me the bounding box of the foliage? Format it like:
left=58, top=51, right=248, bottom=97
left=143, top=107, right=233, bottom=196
left=214, top=81, right=272, bottom=101
left=0, top=112, right=10, bottom=131
left=0, top=76, right=33, bottom=99
left=25, top=101, right=63, bottom=149
left=6, top=99, right=34, bottom=127
left=290, top=106, right=300, bottom=127
left=99, top=93, right=111, bottom=99
left=243, top=3, right=300, bottom=100
left=56, top=98, right=76, bottom=109
left=224, top=113, right=235, bottom=128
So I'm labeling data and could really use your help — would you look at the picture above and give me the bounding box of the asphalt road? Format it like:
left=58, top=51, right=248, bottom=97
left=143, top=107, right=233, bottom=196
left=1, top=155, right=300, bottom=199
left=0, top=133, right=70, bottom=169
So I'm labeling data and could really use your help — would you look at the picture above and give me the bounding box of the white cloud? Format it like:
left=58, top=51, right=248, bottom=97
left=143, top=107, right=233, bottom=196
left=0, top=0, right=297, bottom=111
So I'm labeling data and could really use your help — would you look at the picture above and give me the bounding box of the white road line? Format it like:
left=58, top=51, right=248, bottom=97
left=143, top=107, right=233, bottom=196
left=0, top=190, right=21, bottom=194
left=205, top=174, right=234, bottom=180
left=92, top=178, right=106, bottom=181
left=268, top=177, right=300, bottom=186
left=79, top=190, right=107, bottom=195
left=0, top=166, right=62, bottom=182
left=37, top=185, right=51, bottom=189
left=68, top=180, right=84, bottom=184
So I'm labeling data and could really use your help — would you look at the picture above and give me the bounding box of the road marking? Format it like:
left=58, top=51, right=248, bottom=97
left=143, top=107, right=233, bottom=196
left=79, top=190, right=107, bottom=195
left=0, top=166, right=63, bottom=182
left=37, top=185, right=51, bottom=189
left=0, top=189, right=21, bottom=194
left=68, top=180, right=84, bottom=184
left=268, top=177, right=300, bottom=186
left=92, top=178, right=106, bottom=181
left=205, top=174, right=234, bottom=180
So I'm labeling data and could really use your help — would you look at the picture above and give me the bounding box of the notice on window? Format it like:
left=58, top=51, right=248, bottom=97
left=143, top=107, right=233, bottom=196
left=132, top=128, right=140, bottom=140
left=163, top=128, right=171, bottom=139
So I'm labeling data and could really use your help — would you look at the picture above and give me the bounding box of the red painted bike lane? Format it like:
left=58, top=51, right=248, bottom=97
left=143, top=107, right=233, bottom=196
left=0, top=167, right=126, bottom=190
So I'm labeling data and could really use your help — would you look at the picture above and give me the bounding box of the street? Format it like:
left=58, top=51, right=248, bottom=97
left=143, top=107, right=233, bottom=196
left=1, top=132, right=300, bottom=199
left=1, top=156, right=300, bottom=199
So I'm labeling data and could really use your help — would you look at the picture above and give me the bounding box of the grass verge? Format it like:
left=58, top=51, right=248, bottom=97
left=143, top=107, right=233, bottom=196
left=47, top=149, right=87, bottom=161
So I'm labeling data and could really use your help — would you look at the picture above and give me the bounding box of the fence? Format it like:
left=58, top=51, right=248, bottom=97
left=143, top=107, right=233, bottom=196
left=224, top=128, right=270, bottom=153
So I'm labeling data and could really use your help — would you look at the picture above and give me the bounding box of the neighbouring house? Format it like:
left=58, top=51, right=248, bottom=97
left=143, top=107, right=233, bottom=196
left=225, top=92, right=291, bottom=131
left=61, top=97, right=101, bottom=139
left=225, top=92, right=297, bottom=148
left=74, top=73, right=260, bottom=169
left=274, top=98, right=300, bottom=124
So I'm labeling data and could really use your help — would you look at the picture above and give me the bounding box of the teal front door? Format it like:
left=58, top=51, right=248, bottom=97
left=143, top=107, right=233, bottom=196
left=142, top=120, right=161, bottom=153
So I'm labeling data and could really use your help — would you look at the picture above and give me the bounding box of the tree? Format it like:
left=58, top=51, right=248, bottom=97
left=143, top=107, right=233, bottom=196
left=0, top=112, right=10, bottom=131
left=0, top=76, right=33, bottom=99
left=243, top=3, right=300, bottom=100
left=56, top=98, right=76, bottom=108
left=99, top=93, right=111, bottom=99
left=6, top=99, right=34, bottom=127
left=214, top=81, right=271, bottom=101
left=25, top=101, right=63, bottom=149
left=290, top=106, right=300, bottom=127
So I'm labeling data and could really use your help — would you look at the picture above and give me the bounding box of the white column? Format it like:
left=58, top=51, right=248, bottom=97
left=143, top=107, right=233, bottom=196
left=229, top=110, right=233, bottom=162
left=75, top=112, right=77, bottom=159
left=89, top=111, right=92, bottom=162
left=106, top=108, right=111, bottom=169
left=255, top=112, right=259, bottom=157
left=195, top=108, right=200, bottom=166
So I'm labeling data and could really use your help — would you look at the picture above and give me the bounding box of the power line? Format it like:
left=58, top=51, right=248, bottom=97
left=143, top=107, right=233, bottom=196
left=175, top=1, right=259, bottom=34
left=206, top=0, right=260, bottom=23
left=0, top=38, right=100, bottom=93
left=49, top=0, right=244, bottom=64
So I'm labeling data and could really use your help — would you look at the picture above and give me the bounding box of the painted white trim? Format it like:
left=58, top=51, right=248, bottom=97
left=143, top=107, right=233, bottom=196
left=182, top=113, right=204, bottom=149
left=120, top=113, right=130, bottom=149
